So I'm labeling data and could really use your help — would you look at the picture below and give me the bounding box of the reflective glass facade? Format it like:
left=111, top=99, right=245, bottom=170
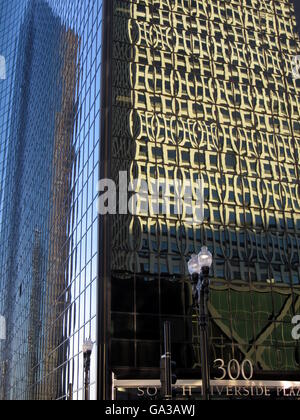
left=0, top=0, right=300, bottom=402
left=0, top=0, right=102, bottom=400
left=109, top=0, right=300, bottom=391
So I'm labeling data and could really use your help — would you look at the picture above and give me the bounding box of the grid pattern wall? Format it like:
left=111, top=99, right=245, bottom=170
left=110, top=0, right=300, bottom=377
left=0, top=0, right=102, bottom=400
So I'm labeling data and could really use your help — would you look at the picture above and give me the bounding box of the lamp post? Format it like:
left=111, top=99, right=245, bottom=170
left=188, top=246, right=213, bottom=401
left=0, top=315, right=6, bottom=400
left=160, top=321, right=172, bottom=400
left=83, top=338, right=94, bottom=401
left=0, top=360, right=7, bottom=401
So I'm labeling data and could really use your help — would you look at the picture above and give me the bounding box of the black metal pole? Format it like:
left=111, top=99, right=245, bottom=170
left=0, top=361, right=6, bottom=401
left=84, top=352, right=91, bottom=401
left=161, top=321, right=172, bottom=400
left=197, top=268, right=211, bottom=400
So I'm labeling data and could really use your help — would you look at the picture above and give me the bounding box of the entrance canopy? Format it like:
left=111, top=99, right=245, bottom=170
left=113, top=378, right=300, bottom=400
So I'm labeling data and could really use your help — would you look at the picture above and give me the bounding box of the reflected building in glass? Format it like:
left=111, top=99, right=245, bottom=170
left=0, top=0, right=102, bottom=400
left=0, top=0, right=300, bottom=401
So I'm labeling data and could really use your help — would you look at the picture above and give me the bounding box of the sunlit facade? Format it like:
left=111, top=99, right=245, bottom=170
left=108, top=0, right=300, bottom=398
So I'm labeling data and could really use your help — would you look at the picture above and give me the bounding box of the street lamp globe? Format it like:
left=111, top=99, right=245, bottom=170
left=188, top=254, right=201, bottom=275
left=83, top=338, right=94, bottom=355
left=198, top=246, right=213, bottom=270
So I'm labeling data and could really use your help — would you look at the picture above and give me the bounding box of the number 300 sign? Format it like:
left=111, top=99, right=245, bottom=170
left=213, top=359, right=254, bottom=381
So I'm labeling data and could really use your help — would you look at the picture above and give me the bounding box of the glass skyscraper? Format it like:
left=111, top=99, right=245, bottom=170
left=1, top=0, right=300, bottom=401
left=108, top=0, right=300, bottom=400
left=0, top=0, right=102, bottom=400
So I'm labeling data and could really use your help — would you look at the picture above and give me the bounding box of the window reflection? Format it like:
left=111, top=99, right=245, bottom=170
left=110, top=0, right=300, bottom=380
left=0, top=0, right=102, bottom=400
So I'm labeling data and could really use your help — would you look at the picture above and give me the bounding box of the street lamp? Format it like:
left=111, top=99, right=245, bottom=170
left=83, top=338, right=94, bottom=401
left=0, top=360, right=7, bottom=401
left=188, top=246, right=213, bottom=401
